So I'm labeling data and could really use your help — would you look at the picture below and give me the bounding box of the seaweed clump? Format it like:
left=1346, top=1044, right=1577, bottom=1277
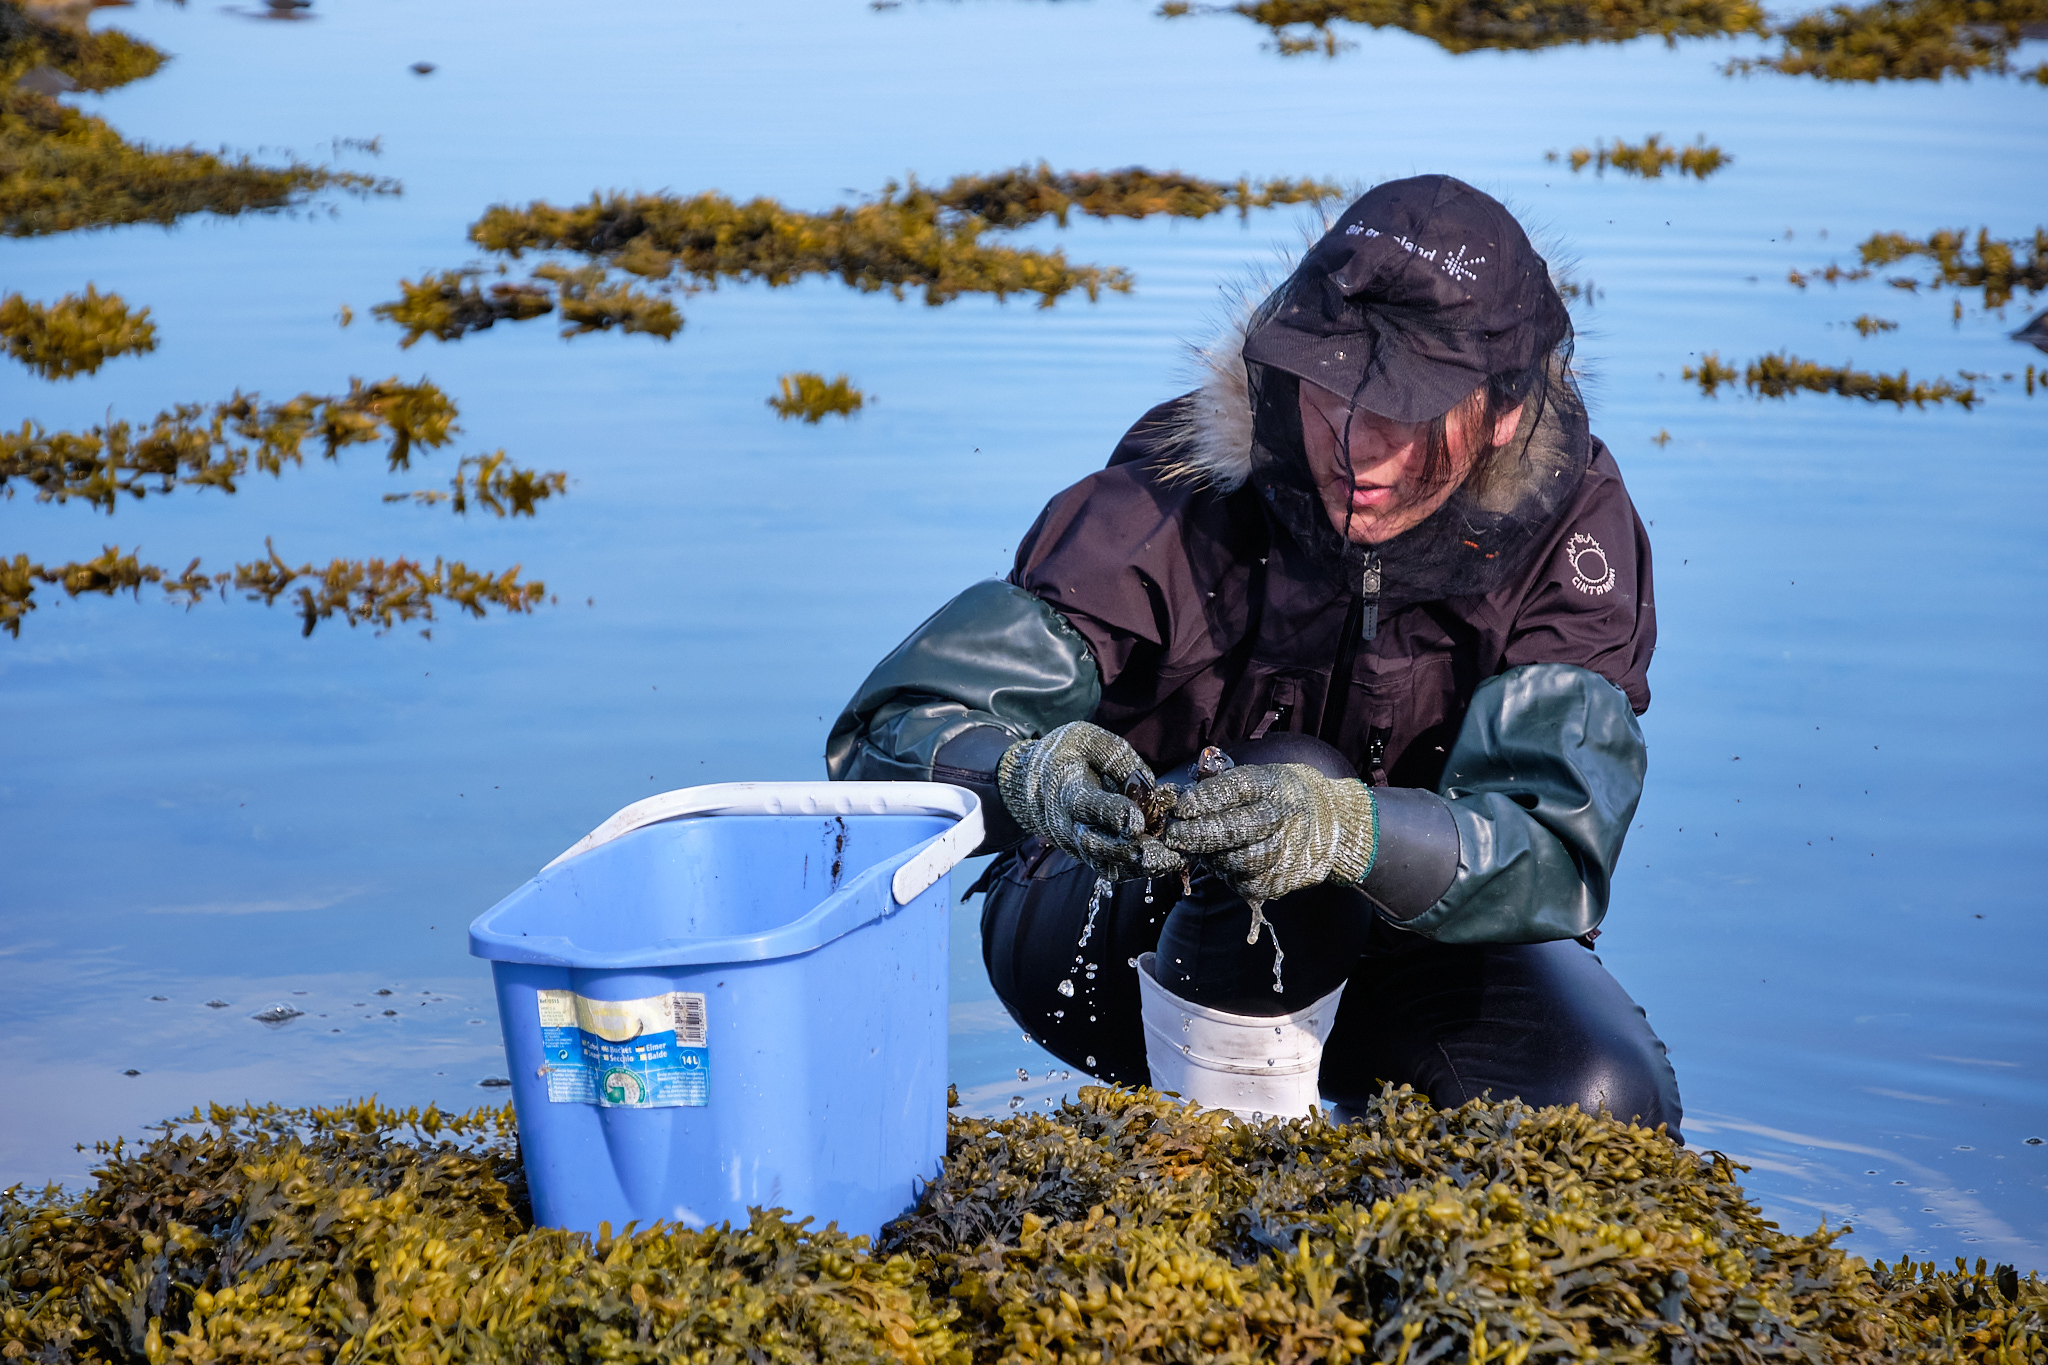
left=0, top=540, right=548, bottom=638
left=4, top=1087, right=2045, bottom=1365
left=1, top=378, right=562, bottom=636
left=1856, top=227, right=2048, bottom=310
left=1683, top=349, right=1978, bottom=405
left=383, top=451, right=568, bottom=517
left=1725, top=0, right=2048, bottom=82
left=0, top=0, right=394, bottom=237
left=1155, top=0, right=1768, bottom=56
left=3, top=377, right=470, bottom=512
left=1792, top=228, right=2047, bottom=312
left=1162, top=0, right=2048, bottom=80
left=378, top=167, right=1342, bottom=347
left=0, top=2, right=163, bottom=93
left=0, top=284, right=155, bottom=378
left=928, top=164, right=1343, bottom=229
left=0, top=1098, right=967, bottom=1365
left=372, top=270, right=555, bottom=347
left=769, top=372, right=864, bottom=423
left=1547, top=135, right=1730, bottom=179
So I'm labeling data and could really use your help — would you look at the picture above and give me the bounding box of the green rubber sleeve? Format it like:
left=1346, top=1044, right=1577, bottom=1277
left=1398, top=662, right=1647, bottom=944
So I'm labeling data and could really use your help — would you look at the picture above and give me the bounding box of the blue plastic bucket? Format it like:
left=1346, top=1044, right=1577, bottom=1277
left=469, top=781, right=981, bottom=1240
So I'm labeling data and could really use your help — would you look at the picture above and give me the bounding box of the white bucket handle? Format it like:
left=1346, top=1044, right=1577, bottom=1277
left=543, top=781, right=984, bottom=906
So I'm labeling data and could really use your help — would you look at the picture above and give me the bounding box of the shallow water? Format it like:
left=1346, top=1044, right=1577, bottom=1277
left=4, top=0, right=2044, bottom=1264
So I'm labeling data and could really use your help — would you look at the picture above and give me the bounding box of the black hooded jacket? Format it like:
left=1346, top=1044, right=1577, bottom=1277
left=828, top=197, right=1654, bottom=944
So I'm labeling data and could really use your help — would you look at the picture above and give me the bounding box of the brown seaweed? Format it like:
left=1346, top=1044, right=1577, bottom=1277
left=0, top=0, right=395, bottom=237
left=0, top=283, right=154, bottom=378
left=1161, top=0, right=2048, bottom=80
left=462, top=180, right=1134, bottom=307
left=1, top=2, right=161, bottom=93
left=1, top=377, right=463, bottom=513
left=0, top=539, right=548, bottom=637
left=927, top=164, right=1343, bottom=229
left=1156, top=0, right=1768, bottom=56
left=1684, top=349, right=1978, bottom=405
left=372, top=270, right=554, bottom=348
left=768, top=372, right=864, bottom=423
left=1547, top=134, right=1730, bottom=179
left=2, top=1089, right=2043, bottom=1365
left=376, top=167, right=1339, bottom=347
left=531, top=262, right=681, bottom=339
left=1726, top=0, right=2048, bottom=82
left=383, top=451, right=568, bottom=517
left=1856, top=227, right=2048, bottom=310
left=1793, top=228, right=2047, bottom=312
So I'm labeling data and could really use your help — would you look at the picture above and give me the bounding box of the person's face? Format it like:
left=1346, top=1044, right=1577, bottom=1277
left=1298, top=380, right=1524, bottom=545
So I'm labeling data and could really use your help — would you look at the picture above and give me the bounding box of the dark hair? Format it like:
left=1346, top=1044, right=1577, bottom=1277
left=1411, top=353, right=1560, bottom=498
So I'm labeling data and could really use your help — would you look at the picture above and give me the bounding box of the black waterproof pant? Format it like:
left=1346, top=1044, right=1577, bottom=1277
left=978, top=735, right=1683, bottom=1138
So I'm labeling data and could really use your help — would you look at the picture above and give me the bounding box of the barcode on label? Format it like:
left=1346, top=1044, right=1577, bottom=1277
left=672, top=992, right=707, bottom=1046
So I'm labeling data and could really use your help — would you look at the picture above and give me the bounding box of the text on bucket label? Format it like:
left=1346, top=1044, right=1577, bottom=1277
left=536, top=989, right=708, bottom=1107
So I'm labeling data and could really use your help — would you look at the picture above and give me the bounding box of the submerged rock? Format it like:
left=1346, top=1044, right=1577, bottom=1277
left=2014, top=308, right=2048, bottom=353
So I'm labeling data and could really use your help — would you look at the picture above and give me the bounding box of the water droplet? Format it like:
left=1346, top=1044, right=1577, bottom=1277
left=1056, top=979, right=1076, bottom=997
left=1021, top=1032, right=1033, bottom=1044
left=1053, top=1009, right=1065, bottom=1018
left=1127, top=956, right=1138, bottom=967
left=1058, top=1070, right=1071, bottom=1081
left=1085, top=1055, right=1097, bottom=1067
left=1016, top=1068, right=1030, bottom=1082
left=1009, top=1096, right=1023, bottom=1110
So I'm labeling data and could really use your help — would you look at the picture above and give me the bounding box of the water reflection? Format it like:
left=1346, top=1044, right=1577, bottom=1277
left=1688, top=1111, right=2032, bottom=1256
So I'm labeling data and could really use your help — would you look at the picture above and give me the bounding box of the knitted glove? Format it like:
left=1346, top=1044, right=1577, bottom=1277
left=1163, top=763, right=1378, bottom=904
left=997, top=722, right=1185, bottom=880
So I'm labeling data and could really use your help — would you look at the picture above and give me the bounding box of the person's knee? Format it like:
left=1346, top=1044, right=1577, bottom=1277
left=1226, top=732, right=1357, bottom=780
left=1548, top=1031, right=1684, bottom=1140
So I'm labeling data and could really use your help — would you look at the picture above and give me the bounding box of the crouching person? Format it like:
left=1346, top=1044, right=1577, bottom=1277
left=826, top=176, right=1681, bottom=1137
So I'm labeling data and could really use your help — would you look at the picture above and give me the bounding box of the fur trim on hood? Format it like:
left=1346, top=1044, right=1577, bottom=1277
left=1157, top=288, right=1260, bottom=492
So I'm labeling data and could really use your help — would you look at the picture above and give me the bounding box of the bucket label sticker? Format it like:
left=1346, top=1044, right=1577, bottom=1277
left=535, top=989, right=708, bottom=1108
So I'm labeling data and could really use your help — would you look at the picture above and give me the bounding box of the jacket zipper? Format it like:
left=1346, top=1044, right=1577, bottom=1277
left=1360, top=551, right=1382, bottom=641
left=1366, top=725, right=1392, bottom=787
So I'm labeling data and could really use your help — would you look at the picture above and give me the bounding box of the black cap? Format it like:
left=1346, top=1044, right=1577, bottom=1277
left=1242, top=175, right=1569, bottom=424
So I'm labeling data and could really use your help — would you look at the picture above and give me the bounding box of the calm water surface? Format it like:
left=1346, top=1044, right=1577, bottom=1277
left=4, top=0, right=2044, bottom=1267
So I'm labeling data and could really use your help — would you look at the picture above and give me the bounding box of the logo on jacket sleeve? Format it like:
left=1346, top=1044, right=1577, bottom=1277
left=1566, top=533, right=1616, bottom=596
